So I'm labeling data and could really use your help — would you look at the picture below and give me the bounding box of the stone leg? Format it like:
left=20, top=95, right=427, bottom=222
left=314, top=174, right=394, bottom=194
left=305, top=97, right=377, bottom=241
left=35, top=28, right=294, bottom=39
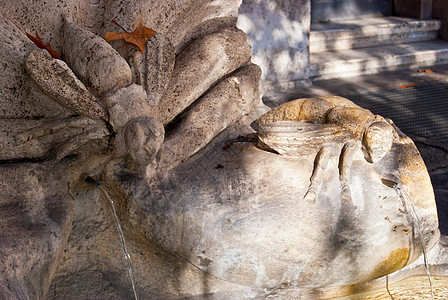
left=339, top=141, right=357, bottom=204
left=303, top=145, right=331, bottom=203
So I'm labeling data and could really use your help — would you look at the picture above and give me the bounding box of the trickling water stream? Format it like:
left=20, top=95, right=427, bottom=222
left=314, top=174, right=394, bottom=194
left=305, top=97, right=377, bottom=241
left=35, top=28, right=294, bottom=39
left=382, top=178, right=434, bottom=299
left=394, top=184, right=434, bottom=299
left=87, top=178, right=138, bottom=300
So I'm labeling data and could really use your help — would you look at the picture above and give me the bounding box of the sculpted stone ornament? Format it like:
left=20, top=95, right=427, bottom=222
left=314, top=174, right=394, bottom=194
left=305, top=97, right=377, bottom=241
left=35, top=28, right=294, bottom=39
left=0, top=1, right=440, bottom=299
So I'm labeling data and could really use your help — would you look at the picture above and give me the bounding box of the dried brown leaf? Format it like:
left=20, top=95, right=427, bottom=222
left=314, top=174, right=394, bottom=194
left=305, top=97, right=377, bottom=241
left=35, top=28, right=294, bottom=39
left=26, top=31, right=61, bottom=60
left=105, top=19, right=156, bottom=52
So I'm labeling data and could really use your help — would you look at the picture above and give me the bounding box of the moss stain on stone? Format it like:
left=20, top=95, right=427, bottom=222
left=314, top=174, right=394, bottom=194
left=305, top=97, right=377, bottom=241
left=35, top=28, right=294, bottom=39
left=371, top=248, right=409, bottom=279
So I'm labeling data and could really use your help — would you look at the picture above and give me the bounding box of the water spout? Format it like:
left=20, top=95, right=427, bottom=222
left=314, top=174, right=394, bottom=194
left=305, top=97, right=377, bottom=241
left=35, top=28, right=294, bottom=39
left=382, top=178, right=434, bottom=299
left=86, top=177, right=139, bottom=300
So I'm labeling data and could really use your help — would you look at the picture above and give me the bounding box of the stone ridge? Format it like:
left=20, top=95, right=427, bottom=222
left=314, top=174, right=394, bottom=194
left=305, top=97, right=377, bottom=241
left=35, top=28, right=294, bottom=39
left=310, top=40, right=448, bottom=79
left=310, top=17, right=441, bottom=53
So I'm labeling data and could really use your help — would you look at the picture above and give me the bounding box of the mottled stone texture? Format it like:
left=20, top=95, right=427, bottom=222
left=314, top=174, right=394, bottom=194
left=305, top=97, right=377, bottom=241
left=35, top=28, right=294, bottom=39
left=238, top=0, right=311, bottom=92
left=160, top=64, right=262, bottom=168
left=155, top=27, right=253, bottom=125
left=62, top=19, right=133, bottom=97
left=0, top=0, right=441, bottom=299
left=25, top=50, right=107, bottom=120
left=111, top=97, right=438, bottom=293
left=0, top=161, right=73, bottom=299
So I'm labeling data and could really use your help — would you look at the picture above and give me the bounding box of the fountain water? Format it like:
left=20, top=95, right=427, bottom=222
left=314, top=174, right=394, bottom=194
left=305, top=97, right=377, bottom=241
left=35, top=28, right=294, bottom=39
left=86, top=177, right=139, bottom=300
left=385, top=276, right=395, bottom=300
left=382, top=178, right=435, bottom=299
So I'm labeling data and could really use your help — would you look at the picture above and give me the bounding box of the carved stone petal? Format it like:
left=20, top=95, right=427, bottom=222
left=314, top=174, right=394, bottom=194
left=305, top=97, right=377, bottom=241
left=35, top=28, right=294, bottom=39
left=0, top=17, right=70, bottom=119
left=25, top=50, right=106, bottom=120
left=160, top=64, right=262, bottom=168
left=0, top=161, right=73, bottom=298
left=144, top=33, right=175, bottom=105
left=62, top=19, right=132, bottom=96
left=155, top=27, right=252, bottom=125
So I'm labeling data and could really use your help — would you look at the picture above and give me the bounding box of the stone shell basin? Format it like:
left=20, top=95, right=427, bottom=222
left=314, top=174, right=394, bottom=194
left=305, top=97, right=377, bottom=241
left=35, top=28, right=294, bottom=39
left=117, top=122, right=439, bottom=290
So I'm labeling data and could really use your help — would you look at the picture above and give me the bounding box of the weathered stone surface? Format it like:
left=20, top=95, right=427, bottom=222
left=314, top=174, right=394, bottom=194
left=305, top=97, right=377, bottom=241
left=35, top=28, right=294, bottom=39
left=257, top=97, right=383, bottom=157
left=103, top=84, right=153, bottom=130
left=0, top=117, right=107, bottom=161
left=144, top=33, right=175, bottom=103
left=362, top=120, right=395, bottom=163
left=113, top=32, right=176, bottom=109
left=0, top=161, right=73, bottom=299
left=0, top=0, right=106, bottom=42
left=155, top=27, right=253, bottom=125
left=101, top=0, right=241, bottom=53
left=0, top=1, right=442, bottom=300
left=160, top=64, right=262, bottom=168
left=258, top=121, right=352, bottom=156
left=25, top=50, right=107, bottom=120
left=238, top=0, right=311, bottom=91
left=46, top=179, right=248, bottom=299
left=62, top=19, right=132, bottom=96
left=101, top=84, right=167, bottom=170
left=0, top=16, right=72, bottom=119
left=124, top=116, right=165, bottom=167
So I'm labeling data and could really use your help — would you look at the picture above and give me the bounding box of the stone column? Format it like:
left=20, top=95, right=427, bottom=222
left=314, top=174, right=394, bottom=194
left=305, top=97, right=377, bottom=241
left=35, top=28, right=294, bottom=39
left=238, top=0, right=311, bottom=92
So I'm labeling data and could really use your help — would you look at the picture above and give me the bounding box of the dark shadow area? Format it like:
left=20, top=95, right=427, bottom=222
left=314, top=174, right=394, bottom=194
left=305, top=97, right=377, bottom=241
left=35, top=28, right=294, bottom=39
left=311, top=0, right=393, bottom=23
left=430, top=172, right=448, bottom=235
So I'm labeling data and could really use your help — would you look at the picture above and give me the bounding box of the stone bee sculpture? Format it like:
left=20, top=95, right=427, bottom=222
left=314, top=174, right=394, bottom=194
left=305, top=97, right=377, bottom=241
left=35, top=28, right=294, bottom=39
left=257, top=96, right=398, bottom=203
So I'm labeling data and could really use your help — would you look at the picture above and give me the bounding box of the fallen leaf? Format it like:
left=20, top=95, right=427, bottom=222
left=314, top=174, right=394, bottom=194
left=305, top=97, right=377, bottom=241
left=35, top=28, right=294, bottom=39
left=105, top=19, right=156, bottom=52
left=26, top=31, right=61, bottom=60
left=417, top=69, right=433, bottom=73
left=400, top=83, right=417, bottom=89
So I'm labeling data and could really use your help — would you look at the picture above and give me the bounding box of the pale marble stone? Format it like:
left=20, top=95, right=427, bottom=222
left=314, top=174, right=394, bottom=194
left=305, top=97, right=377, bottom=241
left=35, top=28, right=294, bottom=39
left=238, top=0, right=311, bottom=91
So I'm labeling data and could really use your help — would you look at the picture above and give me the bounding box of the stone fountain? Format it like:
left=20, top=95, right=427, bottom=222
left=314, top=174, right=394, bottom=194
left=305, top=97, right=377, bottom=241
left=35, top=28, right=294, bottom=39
left=0, top=0, right=440, bottom=299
